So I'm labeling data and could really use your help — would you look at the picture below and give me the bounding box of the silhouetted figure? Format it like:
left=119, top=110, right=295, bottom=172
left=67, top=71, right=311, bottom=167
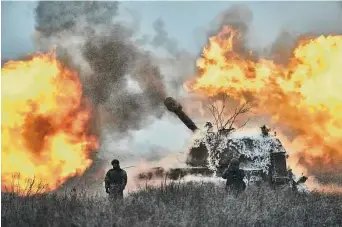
left=105, top=159, right=127, bottom=201
left=260, top=125, right=270, bottom=137
left=288, top=169, right=308, bottom=192
left=222, top=158, right=246, bottom=195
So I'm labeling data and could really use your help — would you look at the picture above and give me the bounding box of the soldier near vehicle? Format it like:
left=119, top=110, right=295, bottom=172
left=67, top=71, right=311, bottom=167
left=222, top=158, right=246, bottom=194
left=104, top=159, right=127, bottom=200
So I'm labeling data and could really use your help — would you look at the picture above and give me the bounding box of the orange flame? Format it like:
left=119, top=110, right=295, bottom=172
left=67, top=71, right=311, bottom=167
left=1, top=53, right=99, bottom=194
left=185, top=26, right=342, bottom=184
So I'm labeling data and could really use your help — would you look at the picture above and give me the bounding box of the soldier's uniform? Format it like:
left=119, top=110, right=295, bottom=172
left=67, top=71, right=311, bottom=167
left=222, top=158, right=246, bottom=195
left=105, top=159, right=127, bottom=201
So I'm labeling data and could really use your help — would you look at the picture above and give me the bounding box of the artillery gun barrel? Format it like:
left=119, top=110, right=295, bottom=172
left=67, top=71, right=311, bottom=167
left=164, top=97, right=198, bottom=132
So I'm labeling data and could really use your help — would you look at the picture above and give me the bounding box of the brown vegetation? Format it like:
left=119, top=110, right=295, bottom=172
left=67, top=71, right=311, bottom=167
left=2, top=180, right=342, bottom=227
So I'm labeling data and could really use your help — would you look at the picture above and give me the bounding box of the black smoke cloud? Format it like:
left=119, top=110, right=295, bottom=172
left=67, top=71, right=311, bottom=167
left=35, top=1, right=167, bottom=135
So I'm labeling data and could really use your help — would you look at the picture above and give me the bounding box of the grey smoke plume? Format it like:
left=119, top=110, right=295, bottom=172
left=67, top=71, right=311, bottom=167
left=149, top=17, right=197, bottom=97
left=207, top=4, right=253, bottom=56
left=33, top=1, right=179, bottom=189
left=268, top=2, right=342, bottom=65
left=209, top=4, right=253, bottom=36
left=152, top=18, right=180, bottom=57
left=35, top=1, right=167, bottom=135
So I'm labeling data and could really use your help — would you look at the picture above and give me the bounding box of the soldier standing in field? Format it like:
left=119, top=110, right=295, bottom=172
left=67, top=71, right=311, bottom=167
left=104, top=159, right=127, bottom=201
left=222, top=158, right=246, bottom=195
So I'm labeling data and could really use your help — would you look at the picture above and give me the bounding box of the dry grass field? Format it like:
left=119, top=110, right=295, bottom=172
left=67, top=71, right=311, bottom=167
left=2, top=179, right=342, bottom=227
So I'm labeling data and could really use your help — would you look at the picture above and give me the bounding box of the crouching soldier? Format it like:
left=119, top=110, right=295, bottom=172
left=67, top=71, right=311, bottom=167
left=105, top=159, right=127, bottom=201
left=222, top=158, right=246, bottom=195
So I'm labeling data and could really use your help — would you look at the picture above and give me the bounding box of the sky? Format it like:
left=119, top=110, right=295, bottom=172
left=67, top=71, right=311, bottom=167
left=3, top=1, right=341, bottom=58
left=2, top=1, right=342, bottom=158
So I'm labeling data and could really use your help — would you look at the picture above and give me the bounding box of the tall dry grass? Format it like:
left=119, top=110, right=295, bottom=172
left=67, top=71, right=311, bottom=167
left=2, top=179, right=342, bottom=227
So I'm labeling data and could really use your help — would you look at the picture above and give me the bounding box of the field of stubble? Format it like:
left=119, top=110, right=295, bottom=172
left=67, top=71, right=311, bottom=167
left=2, top=179, right=342, bottom=227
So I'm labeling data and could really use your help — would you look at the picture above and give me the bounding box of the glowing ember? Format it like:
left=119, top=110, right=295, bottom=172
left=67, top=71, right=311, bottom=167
left=1, top=53, right=99, bottom=194
left=185, top=26, right=342, bottom=181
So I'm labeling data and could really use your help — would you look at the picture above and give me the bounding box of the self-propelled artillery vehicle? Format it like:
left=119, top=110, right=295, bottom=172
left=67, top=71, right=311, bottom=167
left=137, top=97, right=307, bottom=189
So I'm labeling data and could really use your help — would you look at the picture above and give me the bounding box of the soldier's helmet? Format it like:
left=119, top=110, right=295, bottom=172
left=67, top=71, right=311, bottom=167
left=230, top=158, right=239, bottom=166
left=111, top=159, right=120, bottom=166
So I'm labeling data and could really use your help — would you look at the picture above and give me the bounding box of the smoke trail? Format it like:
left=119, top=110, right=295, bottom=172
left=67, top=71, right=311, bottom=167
left=35, top=1, right=167, bottom=136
